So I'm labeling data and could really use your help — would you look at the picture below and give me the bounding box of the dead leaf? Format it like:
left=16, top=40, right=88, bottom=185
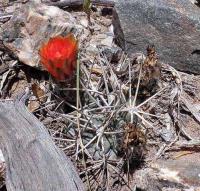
left=90, top=67, right=103, bottom=75
left=31, top=82, right=46, bottom=103
left=28, top=98, right=40, bottom=112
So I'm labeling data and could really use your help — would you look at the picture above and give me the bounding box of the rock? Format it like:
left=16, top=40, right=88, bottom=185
left=0, top=1, right=83, bottom=69
left=113, top=0, right=200, bottom=74
left=131, top=153, right=200, bottom=190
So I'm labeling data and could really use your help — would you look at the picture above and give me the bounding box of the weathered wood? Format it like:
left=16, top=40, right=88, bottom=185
left=0, top=100, right=85, bottom=191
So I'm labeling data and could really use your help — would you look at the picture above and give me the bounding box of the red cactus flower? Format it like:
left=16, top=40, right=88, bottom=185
left=39, top=33, right=78, bottom=80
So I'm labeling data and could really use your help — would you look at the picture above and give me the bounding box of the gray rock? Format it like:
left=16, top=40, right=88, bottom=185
left=113, top=0, right=200, bottom=74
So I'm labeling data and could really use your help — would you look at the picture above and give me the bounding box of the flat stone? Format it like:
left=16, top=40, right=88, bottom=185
left=113, top=0, right=200, bottom=74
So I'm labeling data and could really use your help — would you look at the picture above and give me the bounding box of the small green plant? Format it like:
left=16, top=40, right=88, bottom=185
left=83, top=0, right=91, bottom=24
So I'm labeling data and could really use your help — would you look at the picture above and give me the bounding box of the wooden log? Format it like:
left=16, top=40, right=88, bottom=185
left=0, top=100, right=85, bottom=191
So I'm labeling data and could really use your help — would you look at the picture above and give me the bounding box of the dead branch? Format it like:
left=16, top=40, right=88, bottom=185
left=0, top=99, right=85, bottom=191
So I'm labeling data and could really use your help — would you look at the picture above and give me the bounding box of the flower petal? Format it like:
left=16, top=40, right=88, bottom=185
left=39, top=33, right=78, bottom=80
